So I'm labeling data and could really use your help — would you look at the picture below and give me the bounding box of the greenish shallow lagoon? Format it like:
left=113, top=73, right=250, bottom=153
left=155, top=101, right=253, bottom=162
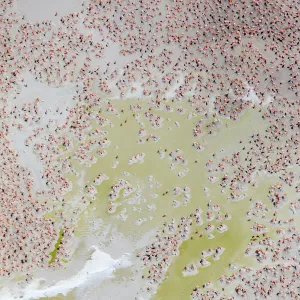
left=37, top=99, right=290, bottom=300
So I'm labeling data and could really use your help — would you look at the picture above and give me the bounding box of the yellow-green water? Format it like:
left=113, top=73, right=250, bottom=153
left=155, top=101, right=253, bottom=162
left=38, top=100, right=284, bottom=300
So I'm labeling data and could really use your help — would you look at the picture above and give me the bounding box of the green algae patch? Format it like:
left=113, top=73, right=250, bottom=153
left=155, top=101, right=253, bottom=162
left=43, top=211, right=56, bottom=219
left=43, top=210, right=62, bottom=220
left=60, top=258, right=69, bottom=264
left=48, top=230, right=64, bottom=265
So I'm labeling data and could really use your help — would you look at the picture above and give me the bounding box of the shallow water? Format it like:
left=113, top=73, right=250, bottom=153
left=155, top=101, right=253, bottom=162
left=3, top=91, right=293, bottom=300
left=32, top=97, right=278, bottom=300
